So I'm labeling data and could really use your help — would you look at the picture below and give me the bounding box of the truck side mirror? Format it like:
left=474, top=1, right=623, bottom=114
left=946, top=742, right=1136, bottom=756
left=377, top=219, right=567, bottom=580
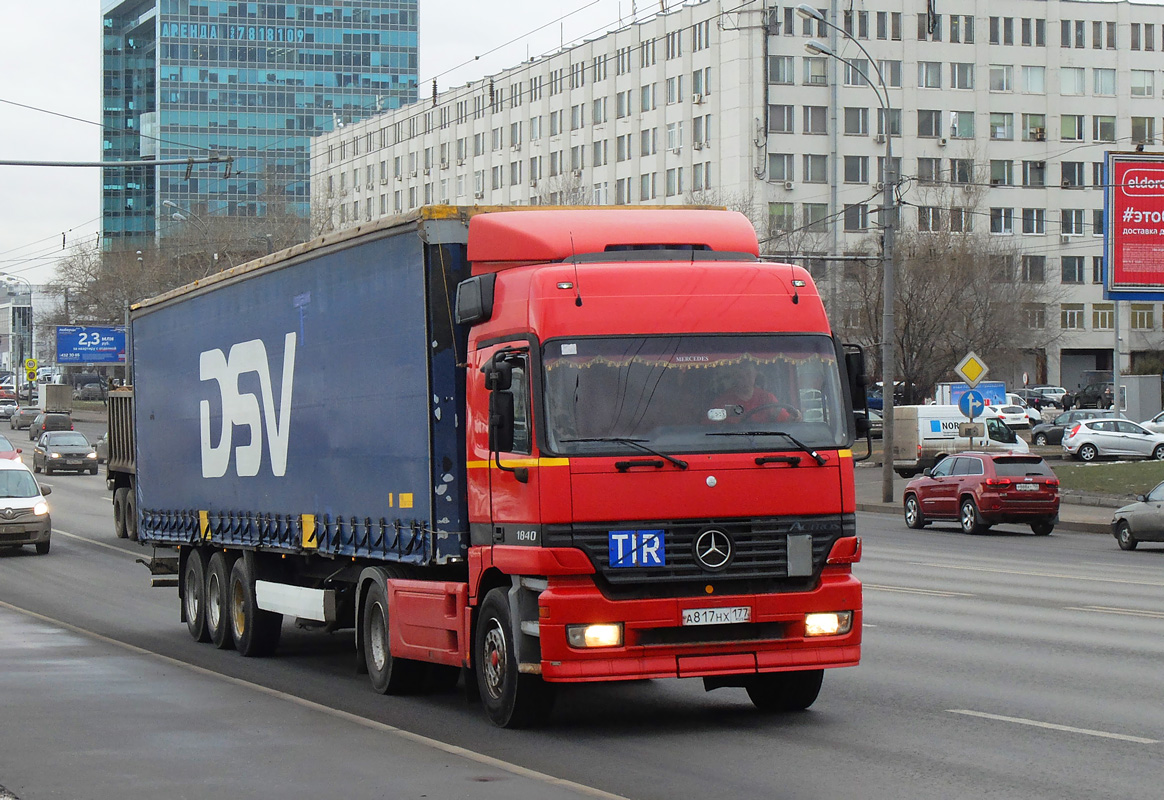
left=844, top=347, right=867, bottom=411
left=854, top=412, right=871, bottom=436
left=482, top=355, right=513, bottom=391
left=489, top=391, right=516, bottom=453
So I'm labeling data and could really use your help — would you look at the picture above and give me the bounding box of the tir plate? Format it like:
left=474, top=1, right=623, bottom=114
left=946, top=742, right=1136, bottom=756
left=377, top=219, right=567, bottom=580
left=682, top=605, right=751, bottom=626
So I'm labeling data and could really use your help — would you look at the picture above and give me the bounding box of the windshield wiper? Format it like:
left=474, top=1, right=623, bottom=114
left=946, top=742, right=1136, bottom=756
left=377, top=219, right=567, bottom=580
left=559, top=437, right=689, bottom=470
left=705, top=430, right=827, bottom=465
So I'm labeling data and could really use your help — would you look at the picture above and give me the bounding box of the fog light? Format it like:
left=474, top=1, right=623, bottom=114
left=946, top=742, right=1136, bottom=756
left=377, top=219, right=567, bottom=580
left=805, top=611, right=853, bottom=637
left=566, top=623, right=623, bottom=648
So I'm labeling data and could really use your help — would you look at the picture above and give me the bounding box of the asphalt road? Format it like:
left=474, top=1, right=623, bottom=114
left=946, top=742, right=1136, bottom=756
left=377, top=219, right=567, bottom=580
left=2, top=462, right=1163, bottom=800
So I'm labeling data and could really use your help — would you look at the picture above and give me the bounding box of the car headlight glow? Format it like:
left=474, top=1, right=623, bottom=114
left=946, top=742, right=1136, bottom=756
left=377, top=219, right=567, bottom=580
left=566, top=623, right=623, bottom=648
left=805, top=611, right=854, bottom=637
left=49, top=452, right=60, bottom=459
left=87, top=452, right=97, bottom=459
left=33, top=501, right=48, bottom=516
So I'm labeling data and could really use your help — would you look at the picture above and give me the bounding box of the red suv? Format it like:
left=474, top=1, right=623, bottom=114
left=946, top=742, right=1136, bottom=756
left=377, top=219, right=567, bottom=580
left=903, top=452, right=1060, bottom=535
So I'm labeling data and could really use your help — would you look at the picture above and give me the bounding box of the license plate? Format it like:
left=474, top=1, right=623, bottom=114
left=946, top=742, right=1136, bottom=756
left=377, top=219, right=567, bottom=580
left=1015, top=483, right=1039, bottom=491
left=682, top=606, right=751, bottom=626
left=65, top=459, right=81, bottom=465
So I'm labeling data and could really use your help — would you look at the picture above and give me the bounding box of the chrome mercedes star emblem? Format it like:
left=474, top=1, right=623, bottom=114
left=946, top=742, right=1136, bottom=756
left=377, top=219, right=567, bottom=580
left=692, top=528, right=732, bottom=571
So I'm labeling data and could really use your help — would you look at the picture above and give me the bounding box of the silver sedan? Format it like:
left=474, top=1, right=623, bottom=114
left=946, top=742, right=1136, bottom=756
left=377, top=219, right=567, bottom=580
left=1111, top=481, right=1164, bottom=550
left=1063, top=418, right=1164, bottom=461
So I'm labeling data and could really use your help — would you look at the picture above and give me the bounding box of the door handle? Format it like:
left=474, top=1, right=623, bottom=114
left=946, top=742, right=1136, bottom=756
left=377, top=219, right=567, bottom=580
left=493, top=526, right=505, bottom=543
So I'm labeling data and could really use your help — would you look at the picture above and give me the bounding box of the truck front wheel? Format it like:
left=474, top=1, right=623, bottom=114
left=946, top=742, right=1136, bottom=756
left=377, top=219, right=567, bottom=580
left=206, top=550, right=236, bottom=650
left=362, top=580, right=425, bottom=694
left=125, top=491, right=138, bottom=542
left=229, top=557, right=283, bottom=657
left=746, top=669, right=824, bottom=712
left=183, top=549, right=211, bottom=643
left=113, top=488, right=129, bottom=539
left=475, top=587, right=555, bottom=728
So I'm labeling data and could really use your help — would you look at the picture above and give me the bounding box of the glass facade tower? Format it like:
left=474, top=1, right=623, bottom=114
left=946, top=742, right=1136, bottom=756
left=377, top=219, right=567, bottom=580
left=101, top=0, right=418, bottom=245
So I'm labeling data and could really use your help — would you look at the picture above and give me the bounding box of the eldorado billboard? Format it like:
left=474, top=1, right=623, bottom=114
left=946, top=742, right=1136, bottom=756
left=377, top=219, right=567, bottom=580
left=1106, top=152, right=1164, bottom=298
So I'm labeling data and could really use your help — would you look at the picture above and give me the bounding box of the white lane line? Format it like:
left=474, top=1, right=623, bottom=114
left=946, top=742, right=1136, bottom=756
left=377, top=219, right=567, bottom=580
left=0, top=600, right=629, bottom=800
left=54, top=529, right=138, bottom=556
left=948, top=709, right=1159, bottom=744
left=1067, top=605, right=1164, bottom=620
left=907, top=561, right=1164, bottom=589
left=864, top=583, right=974, bottom=598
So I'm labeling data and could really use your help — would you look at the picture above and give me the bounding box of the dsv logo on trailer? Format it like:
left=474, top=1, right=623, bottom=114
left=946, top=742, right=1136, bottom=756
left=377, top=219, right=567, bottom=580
left=200, top=333, right=296, bottom=478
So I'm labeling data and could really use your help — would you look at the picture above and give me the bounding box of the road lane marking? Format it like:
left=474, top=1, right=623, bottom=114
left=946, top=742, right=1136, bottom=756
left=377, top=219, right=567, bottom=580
left=906, top=561, right=1164, bottom=589
left=948, top=709, right=1159, bottom=744
left=864, top=584, right=974, bottom=598
left=54, top=529, right=137, bottom=556
left=1067, top=605, right=1164, bottom=620
left=0, top=599, right=629, bottom=800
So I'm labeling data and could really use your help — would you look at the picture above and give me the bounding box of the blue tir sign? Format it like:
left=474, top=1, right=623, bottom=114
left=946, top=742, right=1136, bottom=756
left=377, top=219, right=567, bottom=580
left=56, top=326, right=126, bottom=364
left=608, top=530, right=666, bottom=567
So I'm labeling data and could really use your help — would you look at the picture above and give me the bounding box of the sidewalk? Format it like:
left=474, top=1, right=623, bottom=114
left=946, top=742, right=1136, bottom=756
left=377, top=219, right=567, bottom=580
left=853, top=463, right=1121, bottom=534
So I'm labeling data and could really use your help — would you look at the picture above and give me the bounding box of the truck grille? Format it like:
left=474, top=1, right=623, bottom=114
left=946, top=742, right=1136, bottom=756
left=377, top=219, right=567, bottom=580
left=543, top=513, right=855, bottom=599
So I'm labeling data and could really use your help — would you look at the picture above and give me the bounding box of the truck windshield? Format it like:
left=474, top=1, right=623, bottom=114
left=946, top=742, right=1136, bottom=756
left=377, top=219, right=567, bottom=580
left=543, top=335, right=848, bottom=455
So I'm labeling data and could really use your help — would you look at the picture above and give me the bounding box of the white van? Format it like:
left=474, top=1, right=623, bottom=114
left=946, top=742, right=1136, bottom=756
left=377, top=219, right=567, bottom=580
left=892, top=404, right=1029, bottom=478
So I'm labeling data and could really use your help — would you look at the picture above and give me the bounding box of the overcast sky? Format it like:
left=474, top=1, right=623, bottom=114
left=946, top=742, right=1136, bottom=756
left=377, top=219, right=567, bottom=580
left=0, top=0, right=635, bottom=284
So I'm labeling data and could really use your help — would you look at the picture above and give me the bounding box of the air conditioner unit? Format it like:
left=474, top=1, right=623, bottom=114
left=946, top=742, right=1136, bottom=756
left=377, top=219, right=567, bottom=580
left=962, top=184, right=973, bottom=192
left=991, top=178, right=1002, bottom=186
left=440, top=160, right=449, bottom=169
left=423, top=168, right=431, bottom=176
left=693, top=93, right=704, bottom=104
left=409, top=171, right=417, bottom=178
left=1062, top=179, right=1072, bottom=189
left=671, top=147, right=681, bottom=155
left=693, top=142, right=704, bottom=150
left=474, top=190, right=484, bottom=199
left=783, top=180, right=794, bottom=190
left=366, top=182, right=374, bottom=191
left=938, top=137, right=948, bottom=147
left=456, top=158, right=465, bottom=166
left=529, top=179, right=538, bottom=188
left=379, top=178, right=388, bottom=185
left=874, top=134, right=886, bottom=144
left=1060, top=234, right=1072, bottom=243
left=512, top=143, right=521, bottom=151
left=873, top=182, right=884, bottom=191
left=572, top=169, right=582, bottom=178
left=395, top=175, right=402, bottom=181
left=1034, top=128, right=1046, bottom=141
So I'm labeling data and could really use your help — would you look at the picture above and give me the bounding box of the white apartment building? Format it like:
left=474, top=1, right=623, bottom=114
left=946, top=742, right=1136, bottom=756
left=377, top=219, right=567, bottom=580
left=312, top=0, right=1164, bottom=390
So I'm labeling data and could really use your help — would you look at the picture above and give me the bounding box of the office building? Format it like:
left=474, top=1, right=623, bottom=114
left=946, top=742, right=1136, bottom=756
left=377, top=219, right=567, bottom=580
left=101, top=0, right=418, bottom=245
left=312, top=0, right=1164, bottom=390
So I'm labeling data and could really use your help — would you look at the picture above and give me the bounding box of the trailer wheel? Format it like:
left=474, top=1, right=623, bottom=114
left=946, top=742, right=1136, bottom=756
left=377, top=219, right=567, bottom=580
left=475, top=587, right=555, bottom=728
left=183, top=549, right=211, bottom=643
left=746, top=669, right=824, bottom=712
left=124, top=490, right=138, bottom=542
left=206, top=550, right=236, bottom=650
left=112, top=488, right=129, bottom=539
left=362, top=580, right=425, bottom=694
left=228, top=557, right=282, bottom=657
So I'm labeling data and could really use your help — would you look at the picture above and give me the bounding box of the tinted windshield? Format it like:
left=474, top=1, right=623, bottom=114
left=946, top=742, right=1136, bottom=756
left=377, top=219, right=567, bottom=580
left=0, top=470, right=40, bottom=499
left=48, top=433, right=89, bottom=447
left=543, top=335, right=848, bottom=455
left=993, top=458, right=1054, bottom=477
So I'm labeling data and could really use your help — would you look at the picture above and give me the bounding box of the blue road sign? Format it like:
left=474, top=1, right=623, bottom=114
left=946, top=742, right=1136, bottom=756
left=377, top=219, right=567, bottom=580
left=56, top=326, right=126, bottom=364
left=959, top=389, right=985, bottom=420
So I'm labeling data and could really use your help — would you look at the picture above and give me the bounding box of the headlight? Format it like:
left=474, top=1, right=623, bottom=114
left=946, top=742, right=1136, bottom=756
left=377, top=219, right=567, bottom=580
left=566, top=623, right=623, bottom=648
left=805, top=611, right=854, bottom=637
left=33, top=501, right=48, bottom=516
left=87, top=452, right=97, bottom=459
left=49, top=452, right=60, bottom=459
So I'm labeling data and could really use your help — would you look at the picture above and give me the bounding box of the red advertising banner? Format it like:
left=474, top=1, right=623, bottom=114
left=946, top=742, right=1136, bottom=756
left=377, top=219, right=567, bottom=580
left=1107, top=153, right=1164, bottom=296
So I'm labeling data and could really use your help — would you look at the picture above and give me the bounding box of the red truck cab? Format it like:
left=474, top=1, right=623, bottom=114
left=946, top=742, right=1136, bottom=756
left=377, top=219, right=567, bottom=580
left=456, top=208, right=862, bottom=726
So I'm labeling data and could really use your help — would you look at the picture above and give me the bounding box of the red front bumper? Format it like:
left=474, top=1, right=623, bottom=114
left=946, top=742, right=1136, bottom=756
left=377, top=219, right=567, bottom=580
left=536, top=569, right=861, bottom=682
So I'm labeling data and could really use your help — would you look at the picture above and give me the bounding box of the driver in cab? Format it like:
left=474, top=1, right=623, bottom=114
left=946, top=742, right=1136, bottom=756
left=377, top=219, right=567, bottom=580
left=709, top=360, right=799, bottom=424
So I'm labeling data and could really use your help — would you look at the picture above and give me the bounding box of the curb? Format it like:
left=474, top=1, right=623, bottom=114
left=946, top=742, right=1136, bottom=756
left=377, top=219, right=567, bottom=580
left=855, top=501, right=1113, bottom=535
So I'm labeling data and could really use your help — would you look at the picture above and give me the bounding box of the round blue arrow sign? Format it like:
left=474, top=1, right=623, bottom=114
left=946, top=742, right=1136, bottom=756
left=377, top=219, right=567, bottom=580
left=959, top=389, right=985, bottom=420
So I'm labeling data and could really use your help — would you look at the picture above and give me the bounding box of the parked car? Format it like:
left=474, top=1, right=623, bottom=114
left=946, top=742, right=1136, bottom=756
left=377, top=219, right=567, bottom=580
left=0, top=386, right=15, bottom=401
left=1072, top=382, right=1115, bottom=409
left=0, top=433, right=23, bottom=462
left=72, top=383, right=105, bottom=401
left=1030, top=409, right=1120, bottom=446
left=0, top=459, right=52, bottom=555
left=1141, top=410, right=1164, bottom=434
left=1012, top=388, right=1055, bottom=410
left=27, top=413, right=72, bottom=441
left=9, top=407, right=39, bottom=431
left=1111, top=481, right=1164, bottom=550
left=1062, top=418, right=1164, bottom=461
left=983, top=404, right=1031, bottom=429
left=902, top=452, right=1060, bottom=535
left=32, top=431, right=99, bottom=475
left=863, top=408, right=883, bottom=439
left=1032, top=385, right=1068, bottom=407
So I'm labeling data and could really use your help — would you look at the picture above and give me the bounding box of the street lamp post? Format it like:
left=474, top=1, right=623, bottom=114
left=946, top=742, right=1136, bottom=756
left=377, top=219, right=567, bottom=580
left=798, top=4, right=897, bottom=503
left=1, top=274, right=34, bottom=404
left=162, top=199, right=226, bottom=274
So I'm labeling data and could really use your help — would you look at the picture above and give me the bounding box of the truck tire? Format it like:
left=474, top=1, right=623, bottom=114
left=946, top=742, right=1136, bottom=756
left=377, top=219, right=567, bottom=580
left=745, top=669, right=824, bottom=712
left=475, top=587, right=555, bottom=728
left=228, top=557, right=283, bottom=657
left=361, top=579, right=425, bottom=693
left=125, top=491, right=138, bottom=542
left=206, top=550, right=236, bottom=650
left=113, top=488, right=129, bottom=539
left=183, top=549, right=211, bottom=643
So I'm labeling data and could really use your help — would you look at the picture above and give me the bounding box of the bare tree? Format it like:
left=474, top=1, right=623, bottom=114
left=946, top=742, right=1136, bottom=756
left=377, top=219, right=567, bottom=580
left=534, top=173, right=590, bottom=205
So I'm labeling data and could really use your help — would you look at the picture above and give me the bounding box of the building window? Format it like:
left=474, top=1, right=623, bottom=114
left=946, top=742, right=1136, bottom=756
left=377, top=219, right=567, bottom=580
left=1022, top=255, right=1046, bottom=282
left=804, top=203, right=829, bottom=232
left=1060, top=67, right=1086, bottom=96
left=1061, top=163, right=1084, bottom=189
left=1023, top=114, right=1047, bottom=141
left=769, top=153, right=793, bottom=182
left=917, top=110, right=942, bottom=138
left=1061, top=255, right=1085, bottom=283
left=1093, top=208, right=1105, bottom=235
left=768, top=56, right=794, bottom=84
left=950, top=63, right=974, bottom=89
left=1061, top=303, right=1084, bottom=329
left=950, top=111, right=975, bottom=138
left=1131, top=303, right=1155, bottom=330
left=918, top=61, right=942, bottom=89
left=990, top=160, right=1013, bottom=186
left=844, top=59, right=871, bottom=87
left=989, top=65, right=1013, bottom=92
left=665, top=167, right=683, bottom=197
left=1093, top=115, right=1115, bottom=143
left=918, top=206, right=942, bottom=231
left=1022, top=66, right=1045, bottom=94
left=990, top=207, right=1014, bottom=234
left=769, top=202, right=795, bottom=232
left=1023, top=160, right=1046, bottom=187
left=769, top=104, right=794, bottom=133
left=803, top=106, right=827, bottom=135
left=1025, top=304, right=1046, bottom=329
left=1132, top=117, right=1156, bottom=144
left=1132, top=70, right=1155, bottom=97
left=950, top=159, right=973, bottom=184
left=1062, top=208, right=1085, bottom=235
left=1093, top=68, right=1116, bottom=96
left=843, top=204, right=868, bottom=231
left=803, top=154, right=828, bottom=183
left=803, top=57, right=828, bottom=86
left=1022, top=208, right=1046, bottom=234
left=1093, top=303, right=1114, bottom=330
left=844, top=107, right=869, bottom=135
left=918, top=157, right=941, bottom=184
left=844, top=156, right=869, bottom=184
left=877, top=107, right=902, bottom=136
left=878, top=60, right=903, bottom=88
left=950, top=207, right=972, bottom=232
left=990, top=113, right=1014, bottom=140
left=1093, top=256, right=1105, bottom=283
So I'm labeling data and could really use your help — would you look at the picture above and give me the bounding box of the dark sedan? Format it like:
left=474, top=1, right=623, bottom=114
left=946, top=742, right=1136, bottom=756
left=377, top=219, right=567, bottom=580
left=32, top=431, right=99, bottom=475
left=9, top=407, right=39, bottom=431
left=1030, top=409, right=1119, bottom=446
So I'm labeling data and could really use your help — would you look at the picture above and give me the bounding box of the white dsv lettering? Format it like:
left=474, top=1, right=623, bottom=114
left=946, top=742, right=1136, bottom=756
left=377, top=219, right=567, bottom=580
left=200, top=333, right=296, bottom=478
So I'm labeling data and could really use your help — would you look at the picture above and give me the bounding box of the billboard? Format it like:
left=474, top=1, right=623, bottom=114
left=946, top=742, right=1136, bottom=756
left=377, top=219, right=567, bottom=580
left=1105, top=152, right=1164, bottom=298
left=56, top=326, right=126, bottom=364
